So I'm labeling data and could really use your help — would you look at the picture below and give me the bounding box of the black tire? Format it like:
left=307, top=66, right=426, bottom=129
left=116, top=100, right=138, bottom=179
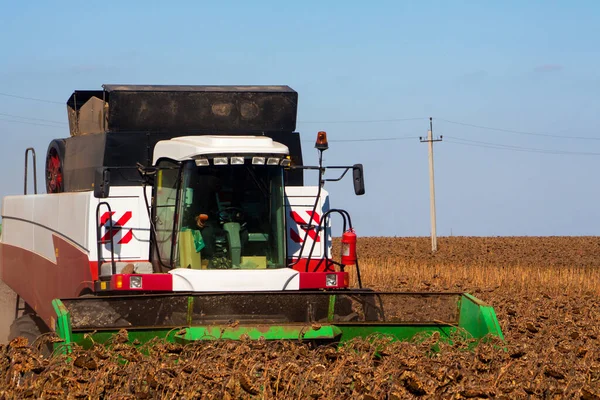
left=45, top=139, right=66, bottom=193
left=9, top=313, right=53, bottom=356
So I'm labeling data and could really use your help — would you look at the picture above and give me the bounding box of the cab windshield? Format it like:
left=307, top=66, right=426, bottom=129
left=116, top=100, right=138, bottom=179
left=154, top=158, right=286, bottom=269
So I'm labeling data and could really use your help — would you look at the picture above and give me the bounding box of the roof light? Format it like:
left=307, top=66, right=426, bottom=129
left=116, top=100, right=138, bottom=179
left=315, top=131, right=329, bottom=151
left=252, top=156, right=266, bottom=165
left=267, top=157, right=280, bottom=165
left=213, top=157, right=228, bottom=165
left=230, top=156, right=245, bottom=165
left=280, top=158, right=291, bottom=167
left=195, top=158, right=209, bottom=166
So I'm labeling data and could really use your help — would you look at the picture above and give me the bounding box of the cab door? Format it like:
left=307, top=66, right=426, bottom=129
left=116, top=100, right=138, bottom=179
left=153, top=159, right=182, bottom=269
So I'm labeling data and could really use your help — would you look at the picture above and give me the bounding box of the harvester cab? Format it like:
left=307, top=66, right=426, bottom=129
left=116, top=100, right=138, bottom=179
left=0, top=85, right=503, bottom=351
left=132, top=136, right=290, bottom=272
left=140, top=133, right=361, bottom=274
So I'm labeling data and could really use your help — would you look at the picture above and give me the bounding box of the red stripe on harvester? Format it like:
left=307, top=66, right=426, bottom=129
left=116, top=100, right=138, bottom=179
left=290, top=211, right=320, bottom=242
left=88, top=261, right=99, bottom=281
left=115, top=211, right=132, bottom=226
left=290, top=211, right=305, bottom=224
left=290, top=229, right=304, bottom=243
left=100, top=226, right=121, bottom=242
left=118, top=229, right=133, bottom=244
left=100, top=211, right=115, bottom=225
left=101, top=211, right=133, bottom=242
left=307, top=211, right=320, bottom=224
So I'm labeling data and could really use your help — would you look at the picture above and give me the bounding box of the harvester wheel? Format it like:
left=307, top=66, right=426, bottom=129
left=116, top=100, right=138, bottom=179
left=45, top=139, right=66, bottom=193
left=9, top=313, right=53, bottom=356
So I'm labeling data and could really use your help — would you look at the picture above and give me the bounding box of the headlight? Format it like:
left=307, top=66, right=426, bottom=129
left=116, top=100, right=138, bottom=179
left=252, top=156, right=266, bottom=165
left=280, top=158, right=291, bottom=167
left=267, top=157, right=280, bottom=165
left=130, top=276, right=143, bottom=289
left=213, top=157, right=228, bottom=165
left=326, top=274, right=337, bottom=287
left=230, top=156, right=245, bottom=165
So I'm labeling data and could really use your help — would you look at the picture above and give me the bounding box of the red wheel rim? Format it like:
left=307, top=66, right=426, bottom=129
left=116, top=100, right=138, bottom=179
left=46, top=148, right=63, bottom=193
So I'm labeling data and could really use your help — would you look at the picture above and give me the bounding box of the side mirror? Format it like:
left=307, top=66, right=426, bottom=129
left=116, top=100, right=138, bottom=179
left=352, top=164, right=365, bottom=195
left=94, top=168, right=111, bottom=198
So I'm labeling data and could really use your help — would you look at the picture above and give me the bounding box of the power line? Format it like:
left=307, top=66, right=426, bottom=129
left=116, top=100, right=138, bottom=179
left=447, top=136, right=553, bottom=151
left=298, top=117, right=425, bottom=124
left=437, top=118, right=600, bottom=141
left=301, top=136, right=417, bottom=143
left=445, top=136, right=600, bottom=156
left=0, top=118, right=66, bottom=129
left=0, top=112, right=66, bottom=125
left=448, top=136, right=600, bottom=154
left=0, top=91, right=63, bottom=105
left=332, top=136, right=417, bottom=142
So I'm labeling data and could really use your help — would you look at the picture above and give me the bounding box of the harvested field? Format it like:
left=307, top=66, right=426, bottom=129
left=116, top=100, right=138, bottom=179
left=1, top=237, right=600, bottom=399
left=352, top=236, right=600, bottom=268
left=351, top=236, right=600, bottom=294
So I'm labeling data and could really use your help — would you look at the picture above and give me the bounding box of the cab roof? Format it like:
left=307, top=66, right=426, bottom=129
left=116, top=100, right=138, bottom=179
left=153, top=135, right=289, bottom=163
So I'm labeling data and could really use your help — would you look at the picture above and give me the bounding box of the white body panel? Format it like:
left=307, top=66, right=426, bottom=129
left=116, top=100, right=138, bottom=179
left=170, top=268, right=299, bottom=291
left=95, top=187, right=152, bottom=262
left=153, top=136, right=289, bottom=163
left=1, top=187, right=152, bottom=264
left=2, top=185, right=330, bottom=267
left=2, top=192, right=92, bottom=262
left=285, top=186, right=332, bottom=259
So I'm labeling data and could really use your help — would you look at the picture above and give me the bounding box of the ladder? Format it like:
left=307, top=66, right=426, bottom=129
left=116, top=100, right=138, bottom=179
left=96, top=202, right=117, bottom=277
left=15, top=148, right=38, bottom=318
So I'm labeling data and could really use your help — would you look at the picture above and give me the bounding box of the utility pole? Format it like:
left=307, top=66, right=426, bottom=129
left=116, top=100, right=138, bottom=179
left=419, top=117, right=442, bottom=252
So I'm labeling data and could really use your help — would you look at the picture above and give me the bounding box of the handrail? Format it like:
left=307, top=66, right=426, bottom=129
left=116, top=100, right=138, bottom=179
left=24, top=148, right=37, bottom=195
left=96, top=202, right=117, bottom=276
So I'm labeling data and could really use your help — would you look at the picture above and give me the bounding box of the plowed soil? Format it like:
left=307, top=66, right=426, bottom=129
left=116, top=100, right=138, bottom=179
left=351, top=236, right=600, bottom=268
left=1, top=237, right=599, bottom=399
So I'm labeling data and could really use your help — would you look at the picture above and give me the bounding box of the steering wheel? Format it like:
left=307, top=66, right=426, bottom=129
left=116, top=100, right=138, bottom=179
left=218, top=207, right=245, bottom=223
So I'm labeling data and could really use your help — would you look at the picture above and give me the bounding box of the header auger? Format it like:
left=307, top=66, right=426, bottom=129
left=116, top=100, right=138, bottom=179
left=0, top=85, right=503, bottom=352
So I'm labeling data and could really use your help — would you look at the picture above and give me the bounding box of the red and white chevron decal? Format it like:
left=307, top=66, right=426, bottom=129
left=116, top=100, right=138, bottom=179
left=100, top=211, right=133, bottom=244
left=289, top=211, right=321, bottom=243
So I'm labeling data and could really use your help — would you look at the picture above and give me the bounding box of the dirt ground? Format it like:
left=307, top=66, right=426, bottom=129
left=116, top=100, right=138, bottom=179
left=352, top=236, right=600, bottom=268
left=0, top=280, right=16, bottom=344
left=1, top=285, right=598, bottom=398
left=1, top=237, right=600, bottom=398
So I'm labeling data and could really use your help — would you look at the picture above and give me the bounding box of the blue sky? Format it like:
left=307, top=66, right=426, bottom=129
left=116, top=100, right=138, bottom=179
left=1, top=1, right=599, bottom=236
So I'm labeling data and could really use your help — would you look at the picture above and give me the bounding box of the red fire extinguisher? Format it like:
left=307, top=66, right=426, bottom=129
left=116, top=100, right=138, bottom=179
left=341, top=229, right=357, bottom=265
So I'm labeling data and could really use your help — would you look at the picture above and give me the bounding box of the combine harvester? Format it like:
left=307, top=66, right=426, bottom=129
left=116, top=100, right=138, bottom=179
left=0, top=85, right=503, bottom=350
